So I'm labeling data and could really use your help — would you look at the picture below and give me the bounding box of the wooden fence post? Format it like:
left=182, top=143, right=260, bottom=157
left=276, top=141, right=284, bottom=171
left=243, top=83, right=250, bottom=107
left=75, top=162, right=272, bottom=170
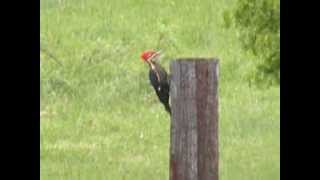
left=169, top=59, right=219, bottom=180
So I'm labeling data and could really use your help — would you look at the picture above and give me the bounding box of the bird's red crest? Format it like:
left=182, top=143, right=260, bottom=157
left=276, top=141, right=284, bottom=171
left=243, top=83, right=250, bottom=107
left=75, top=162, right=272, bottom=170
left=140, top=50, right=158, bottom=62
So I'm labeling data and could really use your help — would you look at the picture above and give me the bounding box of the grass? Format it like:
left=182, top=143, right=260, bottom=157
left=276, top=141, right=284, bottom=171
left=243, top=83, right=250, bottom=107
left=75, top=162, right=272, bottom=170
left=40, top=0, right=279, bottom=179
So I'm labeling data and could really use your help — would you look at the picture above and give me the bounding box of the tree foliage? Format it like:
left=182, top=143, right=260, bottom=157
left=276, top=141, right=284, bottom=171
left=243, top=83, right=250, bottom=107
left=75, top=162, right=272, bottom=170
left=224, top=0, right=280, bottom=86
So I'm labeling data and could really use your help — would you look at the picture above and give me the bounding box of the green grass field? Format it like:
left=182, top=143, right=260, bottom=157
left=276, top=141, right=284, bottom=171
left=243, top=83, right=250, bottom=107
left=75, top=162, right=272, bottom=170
left=40, top=0, right=279, bottom=179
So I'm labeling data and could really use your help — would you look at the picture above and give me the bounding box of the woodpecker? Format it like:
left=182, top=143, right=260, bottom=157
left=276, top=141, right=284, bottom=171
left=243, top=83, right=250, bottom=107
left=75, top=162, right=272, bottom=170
left=140, top=50, right=171, bottom=115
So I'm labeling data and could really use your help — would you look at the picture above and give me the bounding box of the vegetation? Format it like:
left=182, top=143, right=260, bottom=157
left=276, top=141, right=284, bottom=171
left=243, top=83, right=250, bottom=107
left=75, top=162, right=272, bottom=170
left=40, top=0, right=279, bottom=179
left=223, top=0, right=280, bottom=86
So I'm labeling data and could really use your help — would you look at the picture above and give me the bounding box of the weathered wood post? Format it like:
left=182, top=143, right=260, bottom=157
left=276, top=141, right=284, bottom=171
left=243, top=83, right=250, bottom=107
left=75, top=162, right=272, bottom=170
left=170, top=59, right=219, bottom=180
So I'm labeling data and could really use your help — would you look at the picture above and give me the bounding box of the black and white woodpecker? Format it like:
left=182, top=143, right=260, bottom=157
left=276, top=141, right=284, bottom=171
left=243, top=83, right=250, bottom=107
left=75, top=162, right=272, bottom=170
left=140, top=50, right=171, bottom=115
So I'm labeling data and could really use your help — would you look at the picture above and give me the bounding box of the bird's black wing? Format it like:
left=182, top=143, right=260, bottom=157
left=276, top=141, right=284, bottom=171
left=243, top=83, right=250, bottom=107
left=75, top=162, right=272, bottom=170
left=149, top=68, right=171, bottom=114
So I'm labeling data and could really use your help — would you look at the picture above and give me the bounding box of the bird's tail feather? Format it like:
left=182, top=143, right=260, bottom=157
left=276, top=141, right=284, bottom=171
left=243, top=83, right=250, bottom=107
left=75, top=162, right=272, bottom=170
left=164, top=103, right=171, bottom=115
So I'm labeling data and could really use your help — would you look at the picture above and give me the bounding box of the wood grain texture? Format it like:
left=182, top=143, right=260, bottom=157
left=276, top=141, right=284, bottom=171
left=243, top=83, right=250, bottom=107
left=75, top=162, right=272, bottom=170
left=170, top=59, right=219, bottom=180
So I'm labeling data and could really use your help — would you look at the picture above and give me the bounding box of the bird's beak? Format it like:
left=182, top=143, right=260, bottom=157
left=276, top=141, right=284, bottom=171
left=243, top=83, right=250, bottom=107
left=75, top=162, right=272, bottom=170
left=149, top=51, right=162, bottom=62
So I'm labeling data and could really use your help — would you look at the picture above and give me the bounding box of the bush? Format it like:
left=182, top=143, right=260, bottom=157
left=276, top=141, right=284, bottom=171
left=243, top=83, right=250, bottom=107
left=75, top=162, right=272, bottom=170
left=224, top=0, right=280, bottom=86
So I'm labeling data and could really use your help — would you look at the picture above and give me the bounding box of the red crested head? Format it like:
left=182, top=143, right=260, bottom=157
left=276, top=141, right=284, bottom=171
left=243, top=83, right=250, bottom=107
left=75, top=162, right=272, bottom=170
left=140, top=50, right=159, bottom=62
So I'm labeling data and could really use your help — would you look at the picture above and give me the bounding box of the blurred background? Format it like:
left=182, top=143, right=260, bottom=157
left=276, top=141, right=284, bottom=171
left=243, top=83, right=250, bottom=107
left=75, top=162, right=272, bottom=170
left=40, top=0, right=279, bottom=179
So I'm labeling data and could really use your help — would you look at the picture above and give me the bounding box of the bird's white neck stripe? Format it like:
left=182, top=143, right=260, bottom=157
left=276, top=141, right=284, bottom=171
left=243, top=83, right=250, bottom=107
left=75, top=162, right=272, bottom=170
left=150, top=63, right=161, bottom=82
